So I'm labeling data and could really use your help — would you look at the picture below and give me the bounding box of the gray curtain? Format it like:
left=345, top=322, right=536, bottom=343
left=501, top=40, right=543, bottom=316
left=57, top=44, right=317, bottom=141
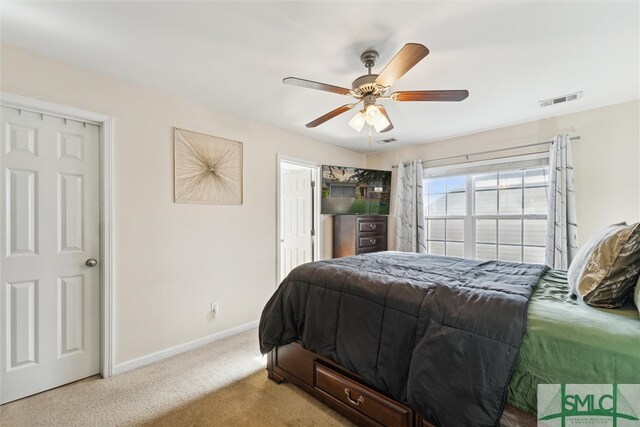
left=395, top=160, right=426, bottom=253
left=545, top=134, right=578, bottom=269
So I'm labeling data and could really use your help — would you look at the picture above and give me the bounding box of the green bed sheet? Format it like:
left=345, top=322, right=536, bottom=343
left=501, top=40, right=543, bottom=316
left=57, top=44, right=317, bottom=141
left=507, top=270, right=640, bottom=414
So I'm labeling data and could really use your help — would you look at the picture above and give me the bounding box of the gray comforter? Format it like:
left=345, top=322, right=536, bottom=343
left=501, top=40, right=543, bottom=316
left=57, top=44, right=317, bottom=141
left=259, top=252, right=547, bottom=426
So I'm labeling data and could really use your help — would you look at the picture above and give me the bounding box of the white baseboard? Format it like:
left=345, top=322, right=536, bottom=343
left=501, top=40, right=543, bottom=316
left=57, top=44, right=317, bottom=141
left=112, top=320, right=259, bottom=375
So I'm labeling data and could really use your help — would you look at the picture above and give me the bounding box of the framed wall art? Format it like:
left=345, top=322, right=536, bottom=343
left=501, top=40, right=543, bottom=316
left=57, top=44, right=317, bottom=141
left=174, top=128, right=243, bottom=204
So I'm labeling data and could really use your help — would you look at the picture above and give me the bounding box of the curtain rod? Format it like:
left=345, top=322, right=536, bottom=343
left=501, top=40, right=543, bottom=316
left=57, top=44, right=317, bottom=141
left=391, top=135, right=580, bottom=168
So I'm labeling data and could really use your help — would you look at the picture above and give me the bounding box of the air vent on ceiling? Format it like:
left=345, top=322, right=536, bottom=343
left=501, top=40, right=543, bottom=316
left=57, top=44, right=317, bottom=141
left=376, top=138, right=397, bottom=144
left=539, top=91, right=583, bottom=108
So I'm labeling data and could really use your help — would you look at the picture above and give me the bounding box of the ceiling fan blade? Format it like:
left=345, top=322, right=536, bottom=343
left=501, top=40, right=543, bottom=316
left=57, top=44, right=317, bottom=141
left=391, top=90, right=469, bottom=102
left=283, top=77, right=351, bottom=95
left=375, top=43, right=429, bottom=88
left=305, top=104, right=355, bottom=128
left=377, top=105, right=394, bottom=132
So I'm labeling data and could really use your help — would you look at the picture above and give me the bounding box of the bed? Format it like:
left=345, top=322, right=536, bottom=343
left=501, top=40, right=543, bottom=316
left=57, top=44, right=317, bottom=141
left=259, top=252, right=640, bottom=427
left=508, top=270, right=640, bottom=413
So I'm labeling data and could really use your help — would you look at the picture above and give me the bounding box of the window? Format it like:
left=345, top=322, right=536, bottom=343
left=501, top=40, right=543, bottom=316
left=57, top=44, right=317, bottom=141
left=424, top=162, right=549, bottom=264
left=425, top=176, right=467, bottom=258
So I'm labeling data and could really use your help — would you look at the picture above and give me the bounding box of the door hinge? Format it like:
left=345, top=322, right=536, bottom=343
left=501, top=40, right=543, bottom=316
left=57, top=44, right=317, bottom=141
left=311, top=180, right=316, bottom=188
left=311, top=229, right=316, bottom=236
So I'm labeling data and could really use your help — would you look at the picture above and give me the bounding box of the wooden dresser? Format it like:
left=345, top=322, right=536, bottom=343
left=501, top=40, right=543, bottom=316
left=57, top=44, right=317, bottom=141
left=333, top=215, right=387, bottom=258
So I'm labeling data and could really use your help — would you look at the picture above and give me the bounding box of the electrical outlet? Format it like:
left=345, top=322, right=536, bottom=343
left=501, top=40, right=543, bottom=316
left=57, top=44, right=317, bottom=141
left=210, top=302, right=219, bottom=318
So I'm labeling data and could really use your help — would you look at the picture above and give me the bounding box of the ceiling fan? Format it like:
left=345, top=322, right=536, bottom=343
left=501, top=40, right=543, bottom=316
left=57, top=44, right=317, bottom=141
left=284, top=43, right=469, bottom=134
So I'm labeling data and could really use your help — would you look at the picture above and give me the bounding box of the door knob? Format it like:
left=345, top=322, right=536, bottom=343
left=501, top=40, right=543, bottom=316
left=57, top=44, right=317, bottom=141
left=85, top=259, right=98, bottom=267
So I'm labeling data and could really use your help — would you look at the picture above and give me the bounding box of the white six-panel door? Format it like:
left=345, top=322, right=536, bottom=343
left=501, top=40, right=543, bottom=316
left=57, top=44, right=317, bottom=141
left=280, top=166, right=313, bottom=280
left=0, top=107, right=100, bottom=403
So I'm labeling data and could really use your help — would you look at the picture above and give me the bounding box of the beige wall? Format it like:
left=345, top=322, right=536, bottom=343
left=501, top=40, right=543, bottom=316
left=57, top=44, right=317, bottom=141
left=367, top=100, right=640, bottom=249
left=2, top=42, right=638, bottom=367
left=0, top=44, right=365, bottom=365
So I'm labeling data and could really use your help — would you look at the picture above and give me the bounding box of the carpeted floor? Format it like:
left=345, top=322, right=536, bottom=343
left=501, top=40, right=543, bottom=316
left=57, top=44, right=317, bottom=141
left=0, top=329, right=353, bottom=426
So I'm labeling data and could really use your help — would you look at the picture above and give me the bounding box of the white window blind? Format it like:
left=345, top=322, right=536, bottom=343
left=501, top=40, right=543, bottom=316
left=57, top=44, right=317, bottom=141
left=423, top=152, right=549, bottom=179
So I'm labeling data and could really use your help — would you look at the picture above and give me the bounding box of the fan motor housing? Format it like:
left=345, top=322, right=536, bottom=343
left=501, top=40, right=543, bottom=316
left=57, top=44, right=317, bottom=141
left=351, top=74, right=384, bottom=97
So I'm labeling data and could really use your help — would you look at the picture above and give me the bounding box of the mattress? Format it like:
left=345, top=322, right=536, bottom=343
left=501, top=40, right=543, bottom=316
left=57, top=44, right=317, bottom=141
left=508, top=269, right=640, bottom=413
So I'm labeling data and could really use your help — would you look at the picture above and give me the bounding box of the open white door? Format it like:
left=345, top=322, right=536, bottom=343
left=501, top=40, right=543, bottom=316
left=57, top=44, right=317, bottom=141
left=278, top=160, right=318, bottom=283
left=0, top=107, right=101, bottom=403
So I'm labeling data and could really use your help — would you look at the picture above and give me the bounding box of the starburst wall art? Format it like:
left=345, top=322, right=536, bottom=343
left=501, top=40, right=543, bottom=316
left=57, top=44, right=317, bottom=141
left=174, top=128, right=243, bottom=204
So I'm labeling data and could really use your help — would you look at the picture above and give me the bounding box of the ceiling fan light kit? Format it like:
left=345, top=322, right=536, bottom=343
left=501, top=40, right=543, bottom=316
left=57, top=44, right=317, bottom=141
left=373, top=112, right=391, bottom=132
left=365, top=105, right=381, bottom=125
left=348, top=111, right=366, bottom=132
left=284, top=43, right=469, bottom=137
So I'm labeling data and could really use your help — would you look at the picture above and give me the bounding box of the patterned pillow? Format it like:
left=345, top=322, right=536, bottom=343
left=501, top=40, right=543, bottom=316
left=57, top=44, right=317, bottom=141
left=568, top=222, right=640, bottom=308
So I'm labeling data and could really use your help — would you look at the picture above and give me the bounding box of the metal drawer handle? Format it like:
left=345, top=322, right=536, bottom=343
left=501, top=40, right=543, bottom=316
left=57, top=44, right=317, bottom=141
left=370, top=238, right=376, bottom=244
left=369, top=224, right=377, bottom=229
left=344, top=388, right=364, bottom=406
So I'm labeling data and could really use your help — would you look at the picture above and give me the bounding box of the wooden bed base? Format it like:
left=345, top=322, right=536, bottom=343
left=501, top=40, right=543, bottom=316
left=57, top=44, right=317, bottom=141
left=267, top=342, right=536, bottom=427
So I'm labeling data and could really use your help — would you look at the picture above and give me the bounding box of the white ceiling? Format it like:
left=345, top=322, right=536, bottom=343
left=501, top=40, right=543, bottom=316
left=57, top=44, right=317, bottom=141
left=1, top=1, right=638, bottom=153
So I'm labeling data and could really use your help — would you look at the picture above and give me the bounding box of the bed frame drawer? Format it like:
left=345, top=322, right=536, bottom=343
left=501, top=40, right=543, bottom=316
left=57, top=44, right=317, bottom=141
left=268, top=342, right=533, bottom=426
left=314, top=363, right=412, bottom=427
